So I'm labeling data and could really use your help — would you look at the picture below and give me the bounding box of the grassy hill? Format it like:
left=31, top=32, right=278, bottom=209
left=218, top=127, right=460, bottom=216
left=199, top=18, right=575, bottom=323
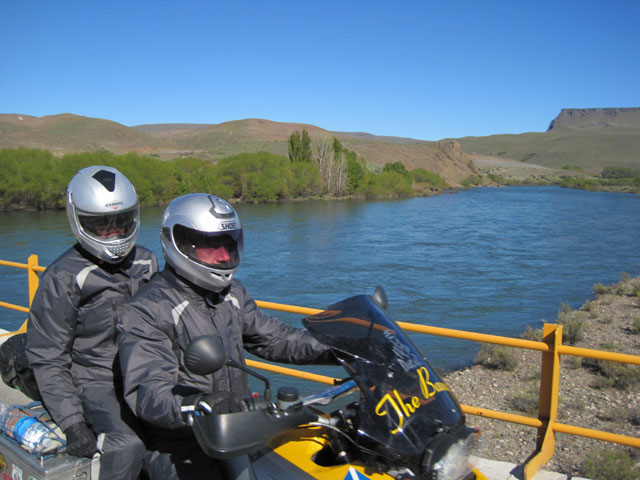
left=135, top=119, right=475, bottom=185
left=0, top=113, right=172, bottom=154
left=2, top=108, right=639, bottom=184
left=0, top=115, right=476, bottom=186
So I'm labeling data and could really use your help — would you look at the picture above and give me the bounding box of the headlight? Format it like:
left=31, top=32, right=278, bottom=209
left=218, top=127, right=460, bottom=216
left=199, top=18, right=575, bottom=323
left=424, top=426, right=481, bottom=480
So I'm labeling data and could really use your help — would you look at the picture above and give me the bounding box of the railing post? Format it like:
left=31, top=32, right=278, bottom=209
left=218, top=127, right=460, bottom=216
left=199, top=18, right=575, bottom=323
left=18, top=254, right=40, bottom=333
left=27, top=254, right=40, bottom=307
left=524, top=323, right=562, bottom=479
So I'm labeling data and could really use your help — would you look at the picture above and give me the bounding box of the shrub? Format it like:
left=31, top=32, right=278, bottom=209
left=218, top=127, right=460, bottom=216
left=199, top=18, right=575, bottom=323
left=461, top=174, right=483, bottom=188
left=593, top=283, right=612, bottom=296
left=563, top=356, right=582, bottom=370
left=559, top=302, right=572, bottom=316
left=382, top=162, right=408, bottom=176
left=584, top=359, right=640, bottom=391
left=216, top=152, right=293, bottom=202
left=487, top=173, right=507, bottom=184
left=615, top=283, right=629, bottom=295
left=564, top=317, right=587, bottom=344
left=474, top=345, right=519, bottom=371
left=409, top=168, right=448, bottom=188
left=631, top=317, right=640, bottom=334
left=584, top=300, right=599, bottom=318
left=557, top=306, right=587, bottom=345
left=562, top=165, right=584, bottom=172
left=600, top=407, right=639, bottom=424
left=599, top=342, right=618, bottom=351
left=601, top=166, right=640, bottom=180
left=521, top=325, right=543, bottom=341
left=563, top=396, right=586, bottom=412
left=583, top=447, right=640, bottom=480
left=509, top=384, right=539, bottom=414
left=560, top=176, right=603, bottom=190
left=365, top=171, right=414, bottom=199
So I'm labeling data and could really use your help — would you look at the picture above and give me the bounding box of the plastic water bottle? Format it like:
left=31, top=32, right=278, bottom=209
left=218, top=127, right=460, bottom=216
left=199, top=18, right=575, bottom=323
left=3, top=407, right=52, bottom=452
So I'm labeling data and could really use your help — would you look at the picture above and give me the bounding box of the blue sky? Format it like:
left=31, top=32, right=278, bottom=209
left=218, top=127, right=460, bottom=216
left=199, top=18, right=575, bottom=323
left=2, top=1, right=639, bottom=141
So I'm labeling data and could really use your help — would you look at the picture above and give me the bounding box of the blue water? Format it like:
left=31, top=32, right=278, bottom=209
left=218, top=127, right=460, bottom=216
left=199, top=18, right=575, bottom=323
left=1, top=187, right=639, bottom=380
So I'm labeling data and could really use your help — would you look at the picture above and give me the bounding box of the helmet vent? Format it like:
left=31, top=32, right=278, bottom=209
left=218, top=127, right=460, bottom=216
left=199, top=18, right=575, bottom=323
left=92, top=170, right=117, bottom=192
left=207, top=195, right=234, bottom=219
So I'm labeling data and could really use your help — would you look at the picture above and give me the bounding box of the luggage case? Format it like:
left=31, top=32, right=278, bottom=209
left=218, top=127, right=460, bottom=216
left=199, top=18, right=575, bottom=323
left=0, top=403, right=93, bottom=480
left=0, top=434, right=92, bottom=480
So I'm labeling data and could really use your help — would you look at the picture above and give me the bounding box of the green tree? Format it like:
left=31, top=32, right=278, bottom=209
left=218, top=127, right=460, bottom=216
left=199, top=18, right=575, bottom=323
left=409, top=168, right=448, bottom=188
left=289, top=162, right=321, bottom=197
left=216, top=152, right=291, bottom=202
left=601, top=166, right=639, bottom=179
left=300, top=129, right=312, bottom=163
left=366, top=171, right=413, bottom=199
left=333, top=138, right=343, bottom=157
left=288, top=131, right=301, bottom=163
left=289, top=129, right=312, bottom=163
left=345, top=150, right=365, bottom=194
left=383, top=162, right=408, bottom=176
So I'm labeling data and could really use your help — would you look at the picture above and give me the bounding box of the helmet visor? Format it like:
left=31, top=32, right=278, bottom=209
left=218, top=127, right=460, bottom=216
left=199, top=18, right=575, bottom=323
left=173, top=224, right=242, bottom=269
left=78, top=209, right=138, bottom=241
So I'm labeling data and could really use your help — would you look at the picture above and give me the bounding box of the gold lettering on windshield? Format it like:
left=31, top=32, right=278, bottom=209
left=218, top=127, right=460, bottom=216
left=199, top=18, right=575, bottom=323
left=418, top=366, right=436, bottom=399
left=375, top=393, right=405, bottom=434
left=375, top=367, right=452, bottom=435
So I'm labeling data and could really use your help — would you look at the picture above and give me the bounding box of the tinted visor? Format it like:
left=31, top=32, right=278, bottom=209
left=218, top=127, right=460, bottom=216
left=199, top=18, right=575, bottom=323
left=78, top=209, right=138, bottom=241
left=173, top=224, right=242, bottom=269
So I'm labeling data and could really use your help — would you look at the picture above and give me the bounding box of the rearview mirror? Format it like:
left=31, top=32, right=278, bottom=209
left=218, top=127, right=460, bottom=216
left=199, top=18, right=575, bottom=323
left=184, top=335, right=227, bottom=375
left=184, top=334, right=273, bottom=402
left=371, top=285, right=388, bottom=310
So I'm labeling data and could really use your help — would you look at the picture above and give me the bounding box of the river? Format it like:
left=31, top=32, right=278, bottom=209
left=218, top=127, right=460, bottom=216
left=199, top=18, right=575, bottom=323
left=1, top=187, right=639, bottom=383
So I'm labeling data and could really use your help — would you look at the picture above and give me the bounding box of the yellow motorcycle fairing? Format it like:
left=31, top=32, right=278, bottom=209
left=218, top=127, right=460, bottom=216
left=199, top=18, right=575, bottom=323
left=267, top=426, right=487, bottom=480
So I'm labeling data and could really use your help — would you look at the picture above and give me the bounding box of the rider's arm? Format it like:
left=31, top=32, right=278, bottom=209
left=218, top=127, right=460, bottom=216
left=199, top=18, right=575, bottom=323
left=237, top=285, right=335, bottom=365
left=25, top=266, right=84, bottom=431
left=117, top=301, right=190, bottom=429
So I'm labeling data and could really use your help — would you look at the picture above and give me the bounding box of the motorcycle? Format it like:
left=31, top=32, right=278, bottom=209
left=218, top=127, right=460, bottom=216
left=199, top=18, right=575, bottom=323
left=183, top=288, right=486, bottom=480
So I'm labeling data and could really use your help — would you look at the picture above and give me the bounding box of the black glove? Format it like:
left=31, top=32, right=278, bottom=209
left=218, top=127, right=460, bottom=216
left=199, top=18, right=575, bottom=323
left=181, top=391, right=241, bottom=423
left=64, top=422, right=98, bottom=458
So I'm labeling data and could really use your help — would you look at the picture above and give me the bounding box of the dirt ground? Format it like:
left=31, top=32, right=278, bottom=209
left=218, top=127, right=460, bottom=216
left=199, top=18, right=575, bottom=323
left=471, top=155, right=582, bottom=182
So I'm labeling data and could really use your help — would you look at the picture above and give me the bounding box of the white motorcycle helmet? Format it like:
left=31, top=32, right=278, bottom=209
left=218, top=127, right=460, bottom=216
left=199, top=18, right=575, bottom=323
left=66, top=166, right=140, bottom=263
left=161, top=193, right=243, bottom=292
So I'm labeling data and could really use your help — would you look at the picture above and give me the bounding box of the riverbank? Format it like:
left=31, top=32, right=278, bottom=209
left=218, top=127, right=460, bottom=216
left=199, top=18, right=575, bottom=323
left=473, top=155, right=640, bottom=195
left=443, top=274, right=640, bottom=478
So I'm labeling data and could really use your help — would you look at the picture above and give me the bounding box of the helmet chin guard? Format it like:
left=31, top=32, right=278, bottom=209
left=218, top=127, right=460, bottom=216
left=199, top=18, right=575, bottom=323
left=66, top=166, right=140, bottom=263
left=161, top=194, right=243, bottom=292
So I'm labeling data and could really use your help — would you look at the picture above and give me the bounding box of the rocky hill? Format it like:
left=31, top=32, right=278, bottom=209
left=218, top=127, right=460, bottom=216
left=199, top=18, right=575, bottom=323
left=0, top=114, right=475, bottom=186
left=548, top=107, right=640, bottom=131
left=454, top=108, right=640, bottom=174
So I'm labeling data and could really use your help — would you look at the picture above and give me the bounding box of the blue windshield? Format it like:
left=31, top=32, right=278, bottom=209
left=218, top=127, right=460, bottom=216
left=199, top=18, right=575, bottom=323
left=303, top=294, right=464, bottom=458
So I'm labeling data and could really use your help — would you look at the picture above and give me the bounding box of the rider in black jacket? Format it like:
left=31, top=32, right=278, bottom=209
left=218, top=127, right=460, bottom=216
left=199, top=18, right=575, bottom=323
left=117, top=193, right=334, bottom=479
left=26, top=166, right=157, bottom=480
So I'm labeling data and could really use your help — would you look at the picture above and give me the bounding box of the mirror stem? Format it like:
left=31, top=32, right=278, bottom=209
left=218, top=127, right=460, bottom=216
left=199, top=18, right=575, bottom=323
left=227, top=359, right=272, bottom=403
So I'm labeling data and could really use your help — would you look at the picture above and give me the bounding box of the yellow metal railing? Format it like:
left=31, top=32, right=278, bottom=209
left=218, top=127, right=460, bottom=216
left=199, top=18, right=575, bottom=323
left=2, top=255, right=639, bottom=480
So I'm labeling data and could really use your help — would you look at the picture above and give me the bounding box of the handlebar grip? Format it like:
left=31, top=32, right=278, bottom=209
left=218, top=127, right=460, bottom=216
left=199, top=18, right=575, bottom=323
left=241, top=396, right=268, bottom=412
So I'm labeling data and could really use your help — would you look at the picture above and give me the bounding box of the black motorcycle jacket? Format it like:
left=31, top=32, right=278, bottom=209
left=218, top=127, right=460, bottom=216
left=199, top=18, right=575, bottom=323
left=117, top=267, right=334, bottom=430
left=25, top=244, right=158, bottom=431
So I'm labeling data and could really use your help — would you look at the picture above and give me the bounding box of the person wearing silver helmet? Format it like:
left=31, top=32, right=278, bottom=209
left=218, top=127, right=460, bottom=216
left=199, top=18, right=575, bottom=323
left=161, top=192, right=244, bottom=292
left=117, top=193, right=335, bottom=480
left=25, top=166, right=158, bottom=480
left=66, top=165, right=141, bottom=263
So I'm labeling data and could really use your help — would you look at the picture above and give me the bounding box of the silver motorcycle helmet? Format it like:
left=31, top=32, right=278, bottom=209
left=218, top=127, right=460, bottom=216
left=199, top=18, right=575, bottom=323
left=161, top=193, right=243, bottom=291
left=66, top=165, right=140, bottom=263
